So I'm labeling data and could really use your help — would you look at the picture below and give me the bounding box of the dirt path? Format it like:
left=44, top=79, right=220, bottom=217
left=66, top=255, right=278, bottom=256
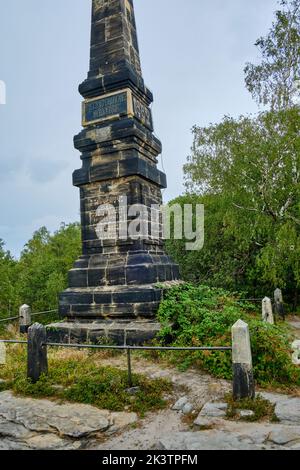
left=97, top=355, right=231, bottom=410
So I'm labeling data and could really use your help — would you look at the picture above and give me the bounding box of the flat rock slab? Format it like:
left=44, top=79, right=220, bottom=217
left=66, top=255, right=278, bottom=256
left=0, top=391, right=137, bottom=450
left=193, top=416, right=227, bottom=429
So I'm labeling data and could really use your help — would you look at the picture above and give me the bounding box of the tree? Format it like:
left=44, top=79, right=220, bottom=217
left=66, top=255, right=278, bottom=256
left=244, top=0, right=300, bottom=110
left=17, top=223, right=81, bottom=312
left=181, top=107, right=300, bottom=304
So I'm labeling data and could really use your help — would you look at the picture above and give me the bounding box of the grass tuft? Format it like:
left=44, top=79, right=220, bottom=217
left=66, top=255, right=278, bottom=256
left=0, top=345, right=172, bottom=417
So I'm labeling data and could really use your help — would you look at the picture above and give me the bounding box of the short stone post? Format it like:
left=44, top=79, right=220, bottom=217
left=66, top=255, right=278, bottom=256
left=27, top=323, right=48, bottom=383
left=262, top=297, right=274, bottom=324
left=274, top=288, right=285, bottom=320
left=0, top=343, right=6, bottom=365
left=19, top=304, right=31, bottom=334
left=232, top=319, right=255, bottom=400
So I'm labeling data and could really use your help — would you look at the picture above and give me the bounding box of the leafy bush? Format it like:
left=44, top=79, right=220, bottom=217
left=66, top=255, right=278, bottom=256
left=157, top=284, right=300, bottom=388
left=0, top=346, right=172, bottom=416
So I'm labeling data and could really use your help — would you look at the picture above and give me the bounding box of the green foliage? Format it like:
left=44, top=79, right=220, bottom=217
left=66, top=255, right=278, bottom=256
left=0, top=241, right=19, bottom=318
left=157, top=284, right=300, bottom=387
left=0, top=347, right=172, bottom=416
left=244, top=0, right=300, bottom=110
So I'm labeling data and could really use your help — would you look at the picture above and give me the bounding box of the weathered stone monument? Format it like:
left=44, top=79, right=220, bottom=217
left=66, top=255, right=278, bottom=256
left=49, top=0, right=179, bottom=344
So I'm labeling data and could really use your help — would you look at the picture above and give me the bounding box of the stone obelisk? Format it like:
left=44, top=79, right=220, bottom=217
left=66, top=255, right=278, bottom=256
left=52, top=0, right=179, bottom=345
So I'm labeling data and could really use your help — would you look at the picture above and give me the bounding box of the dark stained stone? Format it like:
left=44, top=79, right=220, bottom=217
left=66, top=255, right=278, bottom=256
left=27, top=324, right=48, bottom=384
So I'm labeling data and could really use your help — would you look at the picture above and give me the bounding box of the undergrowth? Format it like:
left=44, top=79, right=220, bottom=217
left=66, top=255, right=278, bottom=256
left=0, top=346, right=172, bottom=416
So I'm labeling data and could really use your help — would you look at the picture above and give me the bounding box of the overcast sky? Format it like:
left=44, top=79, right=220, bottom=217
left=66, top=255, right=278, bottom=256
left=0, top=0, right=278, bottom=257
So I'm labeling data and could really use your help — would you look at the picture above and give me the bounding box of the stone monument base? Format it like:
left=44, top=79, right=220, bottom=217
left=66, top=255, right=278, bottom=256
left=46, top=319, right=161, bottom=346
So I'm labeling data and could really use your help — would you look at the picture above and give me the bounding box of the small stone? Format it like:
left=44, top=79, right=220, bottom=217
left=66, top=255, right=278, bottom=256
left=172, top=396, right=188, bottom=411
left=107, top=412, right=138, bottom=434
left=126, top=387, right=140, bottom=395
left=238, top=410, right=255, bottom=419
left=182, top=403, right=193, bottom=415
left=199, top=402, right=227, bottom=418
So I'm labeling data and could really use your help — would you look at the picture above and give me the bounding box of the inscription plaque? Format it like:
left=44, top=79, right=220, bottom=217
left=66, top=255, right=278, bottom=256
left=83, top=89, right=153, bottom=130
left=84, top=92, right=128, bottom=125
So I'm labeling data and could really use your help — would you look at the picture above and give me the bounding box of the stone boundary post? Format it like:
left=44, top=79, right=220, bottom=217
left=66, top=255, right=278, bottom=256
left=19, top=304, right=31, bottom=334
left=232, top=319, right=255, bottom=400
left=27, top=323, right=48, bottom=383
left=274, top=288, right=285, bottom=320
left=262, top=297, right=274, bottom=324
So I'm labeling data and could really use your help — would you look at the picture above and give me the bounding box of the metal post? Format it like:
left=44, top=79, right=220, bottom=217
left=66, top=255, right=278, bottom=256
left=127, top=348, right=133, bottom=388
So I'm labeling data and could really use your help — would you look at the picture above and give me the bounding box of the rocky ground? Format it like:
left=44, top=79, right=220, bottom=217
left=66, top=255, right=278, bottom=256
left=0, top=355, right=300, bottom=450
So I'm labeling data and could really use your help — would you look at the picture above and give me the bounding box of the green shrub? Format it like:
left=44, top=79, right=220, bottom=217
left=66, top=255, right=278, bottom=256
left=225, top=393, right=276, bottom=422
left=157, top=284, right=300, bottom=387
